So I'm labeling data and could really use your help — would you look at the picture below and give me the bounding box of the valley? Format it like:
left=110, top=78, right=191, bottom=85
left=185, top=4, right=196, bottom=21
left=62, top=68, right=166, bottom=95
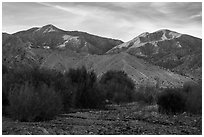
left=2, top=24, right=202, bottom=135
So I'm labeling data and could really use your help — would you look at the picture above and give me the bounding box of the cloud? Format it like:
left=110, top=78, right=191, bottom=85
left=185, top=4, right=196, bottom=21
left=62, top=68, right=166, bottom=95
left=190, top=14, right=202, bottom=19
left=2, top=2, right=202, bottom=41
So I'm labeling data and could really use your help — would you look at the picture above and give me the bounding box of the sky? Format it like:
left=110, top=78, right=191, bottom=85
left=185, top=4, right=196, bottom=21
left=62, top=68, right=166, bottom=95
left=2, top=2, right=202, bottom=41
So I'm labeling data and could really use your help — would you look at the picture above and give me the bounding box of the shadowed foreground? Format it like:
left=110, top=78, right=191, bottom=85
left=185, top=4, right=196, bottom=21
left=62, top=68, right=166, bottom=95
left=2, top=102, right=201, bottom=135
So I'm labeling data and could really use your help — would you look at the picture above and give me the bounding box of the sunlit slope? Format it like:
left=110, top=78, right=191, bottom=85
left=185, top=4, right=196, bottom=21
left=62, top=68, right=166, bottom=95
left=40, top=51, right=192, bottom=88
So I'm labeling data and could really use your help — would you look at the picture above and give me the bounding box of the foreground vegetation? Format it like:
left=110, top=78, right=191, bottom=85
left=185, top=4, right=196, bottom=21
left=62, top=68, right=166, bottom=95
left=2, top=65, right=202, bottom=123
left=3, top=65, right=138, bottom=121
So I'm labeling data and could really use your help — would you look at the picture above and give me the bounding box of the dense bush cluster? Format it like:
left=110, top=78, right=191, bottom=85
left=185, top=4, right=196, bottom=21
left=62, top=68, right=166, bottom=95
left=157, top=82, right=202, bottom=114
left=157, top=88, right=186, bottom=114
left=2, top=65, right=136, bottom=121
left=8, top=83, right=62, bottom=122
left=183, top=81, right=202, bottom=114
left=66, top=67, right=105, bottom=108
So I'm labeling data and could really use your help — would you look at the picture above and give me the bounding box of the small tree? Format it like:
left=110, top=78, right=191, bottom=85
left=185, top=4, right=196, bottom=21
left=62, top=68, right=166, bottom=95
left=99, top=70, right=135, bottom=104
left=157, top=88, right=186, bottom=114
left=133, top=85, right=158, bottom=105
left=66, top=66, right=105, bottom=108
left=183, top=81, right=202, bottom=114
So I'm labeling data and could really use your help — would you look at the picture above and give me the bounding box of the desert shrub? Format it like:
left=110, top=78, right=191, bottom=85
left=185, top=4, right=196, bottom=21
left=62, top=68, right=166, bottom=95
left=2, top=90, right=9, bottom=115
left=66, top=66, right=105, bottom=108
left=76, top=83, right=106, bottom=108
left=2, top=66, right=62, bottom=98
left=8, top=82, right=62, bottom=122
left=157, top=88, right=186, bottom=114
left=7, top=66, right=62, bottom=89
left=2, top=71, right=15, bottom=115
left=2, top=75, right=11, bottom=115
left=21, top=67, right=62, bottom=88
left=32, top=68, right=63, bottom=87
left=2, top=74, right=11, bottom=106
left=100, top=70, right=135, bottom=89
left=102, top=81, right=134, bottom=104
left=2, top=64, right=9, bottom=74
left=183, top=81, right=198, bottom=94
left=99, top=70, right=135, bottom=104
left=2, top=66, right=63, bottom=114
left=133, top=86, right=158, bottom=105
left=183, top=81, right=202, bottom=114
left=54, top=76, right=76, bottom=111
left=67, top=66, right=96, bottom=86
left=157, top=81, right=202, bottom=115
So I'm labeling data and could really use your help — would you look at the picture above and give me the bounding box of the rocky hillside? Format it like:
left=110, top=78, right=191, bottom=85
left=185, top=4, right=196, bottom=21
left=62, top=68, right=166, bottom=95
left=2, top=33, right=39, bottom=69
left=107, top=29, right=202, bottom=81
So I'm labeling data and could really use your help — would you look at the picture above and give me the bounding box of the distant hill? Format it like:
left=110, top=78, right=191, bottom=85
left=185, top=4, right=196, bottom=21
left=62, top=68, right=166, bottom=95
left=107, top=29, right=202, bottom=81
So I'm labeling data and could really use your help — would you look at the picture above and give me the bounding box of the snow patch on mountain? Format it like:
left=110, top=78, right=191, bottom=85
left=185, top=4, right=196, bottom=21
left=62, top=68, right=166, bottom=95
left=63, top=35, right=72, bottom=41
left=58, top=43, right=66, bottom=48
left=155, top=29, right=182, bottom=39
left=34, top=28, right=41, bottom=32
left=34, top=25, right=58, bottom=33
left=84, top=42, right=88, bottom=47
left=63, top=35, right=79, bottom=41
left=43, top=27, right=56, bottom=33
left=58, top=40, right=69, bottom=48
left=169, top=31, right=182, bottom=38
left=138, top=32, right=149, bottom=37
left=43, top=46, right=50, bottom=49
left=111, top=37, right=141, bottom=50
left=58, top=35, right=81, bottom=49
left=161, top=32, right=168, bottom=40
left=176, top=41, right=182, bottom=48
left=152, top=41, right=158, bottom=47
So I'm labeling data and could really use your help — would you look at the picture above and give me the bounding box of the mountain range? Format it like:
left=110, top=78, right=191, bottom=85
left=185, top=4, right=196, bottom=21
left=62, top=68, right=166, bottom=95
left=2, top=24, right=201, bottom=87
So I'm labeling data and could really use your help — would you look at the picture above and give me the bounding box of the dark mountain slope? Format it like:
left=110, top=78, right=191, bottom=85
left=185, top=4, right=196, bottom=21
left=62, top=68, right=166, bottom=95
left=13, top=24, right=123, bottom=54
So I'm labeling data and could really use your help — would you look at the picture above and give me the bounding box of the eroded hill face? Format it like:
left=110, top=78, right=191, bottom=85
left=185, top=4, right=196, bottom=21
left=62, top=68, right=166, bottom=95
left=107, top=29, right=202, bottom=81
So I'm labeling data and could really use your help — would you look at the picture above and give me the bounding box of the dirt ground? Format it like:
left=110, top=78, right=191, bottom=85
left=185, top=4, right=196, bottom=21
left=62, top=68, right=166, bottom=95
left=2, top=102, right=202, bottom=135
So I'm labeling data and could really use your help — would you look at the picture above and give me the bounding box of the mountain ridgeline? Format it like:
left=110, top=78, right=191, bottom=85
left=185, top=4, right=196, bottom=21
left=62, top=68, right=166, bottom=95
left=2, top=25, right=201, bottom=87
